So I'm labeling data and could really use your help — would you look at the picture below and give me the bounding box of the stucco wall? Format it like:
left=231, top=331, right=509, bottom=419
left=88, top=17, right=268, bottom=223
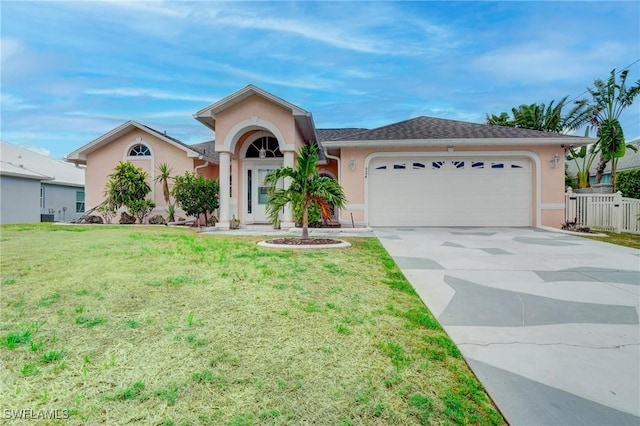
left=85, top=129, right=197, bottom=209
left=0, top=176, right=41, bottom=224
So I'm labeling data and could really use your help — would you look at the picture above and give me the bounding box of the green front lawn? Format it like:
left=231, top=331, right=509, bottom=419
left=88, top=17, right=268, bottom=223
left=583, top=231, right=640, bottom=249
left=0, top=224, right=503, bottom=425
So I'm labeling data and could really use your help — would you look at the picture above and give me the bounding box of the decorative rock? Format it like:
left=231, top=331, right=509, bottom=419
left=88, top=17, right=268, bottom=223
left=85, top=215, right=104, bottom=224
left=119, top=211, right=136, bottom=224
left=148, top=214, right=167, bottom=225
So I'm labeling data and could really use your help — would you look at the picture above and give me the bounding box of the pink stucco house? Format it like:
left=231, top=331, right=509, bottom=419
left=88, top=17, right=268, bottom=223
left=66, top=85, right=591, bottom=229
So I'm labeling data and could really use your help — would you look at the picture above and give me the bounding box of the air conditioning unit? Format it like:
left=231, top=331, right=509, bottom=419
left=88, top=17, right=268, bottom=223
left=40, top=214, right=55, bottom=222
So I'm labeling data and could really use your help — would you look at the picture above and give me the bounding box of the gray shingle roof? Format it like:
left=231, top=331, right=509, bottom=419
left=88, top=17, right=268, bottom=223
left=141, top=124, right=219, bottom=162
left=328, top=116, right=584, bottom=141
left=316, top=128, right=369, bottom=142
left=189, top=140, right=219, bottom=162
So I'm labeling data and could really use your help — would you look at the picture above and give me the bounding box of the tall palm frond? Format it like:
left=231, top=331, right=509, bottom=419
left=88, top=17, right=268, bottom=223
left=265, top=142, right=346, bottom=239
left=587, top=69, right=640, bottom=188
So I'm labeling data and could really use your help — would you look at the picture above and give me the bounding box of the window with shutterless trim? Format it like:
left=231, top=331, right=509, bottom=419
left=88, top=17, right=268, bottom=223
left=128, top=144, right=151, bottom=157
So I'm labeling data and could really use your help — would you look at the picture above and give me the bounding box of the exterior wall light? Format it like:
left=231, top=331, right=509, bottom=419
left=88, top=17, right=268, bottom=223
left=349, top=158, right=356, bottom=171
left=550, top=154, right=561, bottom=169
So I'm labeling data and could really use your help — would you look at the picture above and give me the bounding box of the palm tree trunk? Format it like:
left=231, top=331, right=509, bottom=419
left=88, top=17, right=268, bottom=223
left=611, top=158, right=618, bottom=191
left=593, top=155, right=608, bottom=185
left=302, top=203, right=309, bottom=239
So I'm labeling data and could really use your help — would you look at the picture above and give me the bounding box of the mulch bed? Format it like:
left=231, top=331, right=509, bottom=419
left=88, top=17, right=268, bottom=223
left=264, top=238, right=343, bottom=245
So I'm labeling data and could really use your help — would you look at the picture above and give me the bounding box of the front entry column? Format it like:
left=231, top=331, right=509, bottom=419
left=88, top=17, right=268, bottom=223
left=280, top=150, right=295, bottom=229
left=216, top=151, right=231, bottom=230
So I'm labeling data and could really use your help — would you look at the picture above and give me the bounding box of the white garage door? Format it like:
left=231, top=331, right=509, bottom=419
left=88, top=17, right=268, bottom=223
left=368, top=157, right=531, bottom=226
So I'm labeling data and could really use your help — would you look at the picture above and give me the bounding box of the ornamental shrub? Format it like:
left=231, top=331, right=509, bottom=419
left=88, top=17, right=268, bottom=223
left=172, top=172, right=220, bottom=223
left=617, top=169, right=640, bottom=199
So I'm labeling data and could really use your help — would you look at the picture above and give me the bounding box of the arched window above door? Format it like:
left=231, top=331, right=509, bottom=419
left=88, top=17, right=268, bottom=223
left=128, top=143, right=151, bottom=157
left=245, top=136, right=283, bottom=158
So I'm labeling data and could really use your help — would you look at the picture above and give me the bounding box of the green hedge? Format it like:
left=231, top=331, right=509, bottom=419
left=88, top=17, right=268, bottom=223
left=617, top=169, right=640, bottom=199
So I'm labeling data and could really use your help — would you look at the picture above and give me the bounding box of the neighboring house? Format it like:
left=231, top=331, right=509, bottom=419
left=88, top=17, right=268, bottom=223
left=1, top=141, right=86, bottom=224
left=567, top=138, right=640, bottom=185
left=67, top=85, right=593, bottom=229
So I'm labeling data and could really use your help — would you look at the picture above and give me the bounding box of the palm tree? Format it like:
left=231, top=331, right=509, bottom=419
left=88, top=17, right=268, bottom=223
left=485, top=112, right=513, bottom=127
left=265, top=142, right=346, bottom=239
left=587, top=69, right=640, bottom=189
left=154, top=163, right=175, bottom=222
left=486, top=96, right=590, bottom=134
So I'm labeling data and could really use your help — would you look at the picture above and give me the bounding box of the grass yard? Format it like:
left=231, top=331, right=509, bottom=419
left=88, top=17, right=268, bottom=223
left=0, top=224, right=504, bottom=425
left=582, top=231, right=640, bottom=249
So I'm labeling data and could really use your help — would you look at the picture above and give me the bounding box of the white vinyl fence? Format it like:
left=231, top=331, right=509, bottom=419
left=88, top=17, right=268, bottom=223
left=565, top=188, right=640, bottom=234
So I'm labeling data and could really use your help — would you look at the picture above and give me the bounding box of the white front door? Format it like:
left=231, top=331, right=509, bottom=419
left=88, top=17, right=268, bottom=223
left=253, top=167, right=275, bottom=222
left=244, top=161, right=282, bottom=223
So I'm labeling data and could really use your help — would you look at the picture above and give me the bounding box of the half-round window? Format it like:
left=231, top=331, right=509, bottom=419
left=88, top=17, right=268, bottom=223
left=128, top=144, right=151, bottom=157
left=246, top=136, right=283, bottom=158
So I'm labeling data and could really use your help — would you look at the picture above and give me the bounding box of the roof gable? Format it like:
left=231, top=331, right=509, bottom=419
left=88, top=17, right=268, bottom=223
left=194, top=85, right=317, bottom=143
left=195, top=85, right=310, bottom=121
left=66, top=121, right=217, bottom=165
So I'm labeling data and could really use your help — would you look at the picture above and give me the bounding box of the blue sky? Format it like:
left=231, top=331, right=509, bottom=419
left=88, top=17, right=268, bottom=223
left=1, top=1, right=639, bottom=159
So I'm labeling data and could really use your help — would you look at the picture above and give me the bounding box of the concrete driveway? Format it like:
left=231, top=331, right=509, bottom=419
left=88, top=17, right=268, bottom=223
left=375, top=227, right=640, bottom=425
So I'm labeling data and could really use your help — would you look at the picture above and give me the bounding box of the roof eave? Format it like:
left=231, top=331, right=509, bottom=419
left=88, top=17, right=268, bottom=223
left=187, top=152, right=219, bottom=164
left=65, top=153, right=88, bottom=166
left=321, top=137, right=596, bottom=149
left=42, top=180, right=85, bottom=188
left=0, top=170, right=54, bottom=181
left=194, top=112, right=216, bottom=131
left=293, top=111, right=318, bottom=145
left=67, top=120, right=205, bottom=161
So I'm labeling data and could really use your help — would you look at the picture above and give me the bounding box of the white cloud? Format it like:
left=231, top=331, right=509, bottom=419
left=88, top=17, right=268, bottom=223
left=144, top=110, right=200, bottom=119
left=0, top=93, right=36, bottom=111
left=343, top=69, right=378, bottom=79
left=186, top=3, right=451, bottom=57
left=84, top=88, right=214, bottom=103
left=472, top=41, right=630, bottom=83
left=213, top=63, right=337, bottom=91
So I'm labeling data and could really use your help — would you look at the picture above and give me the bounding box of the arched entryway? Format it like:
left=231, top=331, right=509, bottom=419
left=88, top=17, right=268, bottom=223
left=242, top=134, right=284, bottom=223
